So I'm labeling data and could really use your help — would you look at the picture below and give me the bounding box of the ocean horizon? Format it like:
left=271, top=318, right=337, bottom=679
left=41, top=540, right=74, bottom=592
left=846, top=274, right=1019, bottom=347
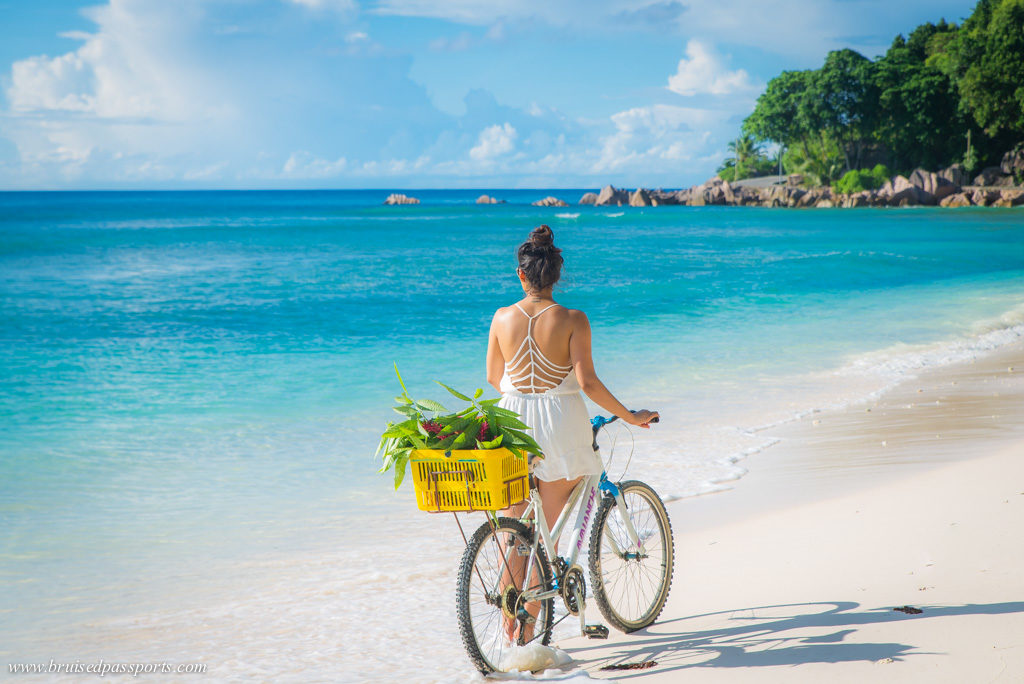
left=2, top=190, right=1023, bottom=675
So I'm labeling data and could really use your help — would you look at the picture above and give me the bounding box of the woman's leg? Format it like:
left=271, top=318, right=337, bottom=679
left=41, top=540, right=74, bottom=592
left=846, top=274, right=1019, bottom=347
left=536, top=476, right=583, bottom=554
left=496, top=477, right=582, bottom=644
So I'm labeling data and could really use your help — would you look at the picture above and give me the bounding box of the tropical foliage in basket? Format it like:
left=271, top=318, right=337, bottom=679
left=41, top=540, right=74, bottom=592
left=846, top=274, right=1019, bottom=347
left=376, top=365, right=543, bottom=489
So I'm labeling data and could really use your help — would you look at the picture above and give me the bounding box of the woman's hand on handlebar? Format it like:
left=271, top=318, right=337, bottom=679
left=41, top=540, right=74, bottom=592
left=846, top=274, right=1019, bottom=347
left=628, top=409, right=660, bottom=428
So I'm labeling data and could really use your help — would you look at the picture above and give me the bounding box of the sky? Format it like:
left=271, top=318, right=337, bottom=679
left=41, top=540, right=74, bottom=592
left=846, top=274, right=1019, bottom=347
left=0, top=0, right=980, bottom=190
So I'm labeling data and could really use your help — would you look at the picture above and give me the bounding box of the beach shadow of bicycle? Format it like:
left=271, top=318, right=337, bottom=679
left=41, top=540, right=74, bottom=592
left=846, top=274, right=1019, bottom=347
left=569, top=600, right=1024, bottom=676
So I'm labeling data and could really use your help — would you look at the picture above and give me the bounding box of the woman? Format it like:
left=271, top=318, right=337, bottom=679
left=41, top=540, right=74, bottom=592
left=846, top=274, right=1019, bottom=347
left=485, top=224, right=658, bottom=641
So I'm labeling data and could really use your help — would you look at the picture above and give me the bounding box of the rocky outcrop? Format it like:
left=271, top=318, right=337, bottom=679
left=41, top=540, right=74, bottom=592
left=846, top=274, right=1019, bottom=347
left=971, top=188, right=1000, bottom=206
left=578, top=192, right=598, bottom=205
left=996, top=188, right=1024, bottom=207
left=384, top=193, right=419, bottom=205
left=973, top=166, right=1014, bottom=187
left=595, top=185, right=629, bottom=206
left=476, top=194, right=504, bottom=204
left=940, top=192, right=972, bottom=207
left=1000, top=144, right=1024, bottom=178
left=532, top=196, right=569, bottom=207
left=909, top=167, right=958, bottom=203
left=649, top=189, right=681, bottom=206
left=939, top=163, right=967, bottom=187
left=629, top=188, right=652, bottom=207
left=880, top=175, right=929, bottom=206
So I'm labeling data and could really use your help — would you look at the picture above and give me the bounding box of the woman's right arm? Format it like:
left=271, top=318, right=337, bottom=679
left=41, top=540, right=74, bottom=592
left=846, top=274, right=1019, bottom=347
left=568, top=311, right=659, bottom=427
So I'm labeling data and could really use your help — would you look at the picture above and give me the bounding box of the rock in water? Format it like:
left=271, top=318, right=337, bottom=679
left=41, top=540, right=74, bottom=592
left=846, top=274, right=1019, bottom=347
left=940, top=192, right=972, bottom=207
left=972, top=188, right=999, bottom=206
left=384, top=193, right=419, bottom=205
left=595, top=185, right=629, bottom=206
left=909, top=167, right=957, bottom=202
left=629, top=188, right=652, bottom=207
left=532, top=196, right=569, bottom=207
left=578, top=192, right=598, bottom=205
left=995, top=189, right=1024, bottom=207
left=882, top=175, right=927, bottom=206
left=476, top=194, right=503, bottom=204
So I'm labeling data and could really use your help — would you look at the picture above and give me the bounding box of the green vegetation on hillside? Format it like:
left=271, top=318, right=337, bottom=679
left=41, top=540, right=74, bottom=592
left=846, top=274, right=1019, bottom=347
left=731, top=0, right=1024, bottom=185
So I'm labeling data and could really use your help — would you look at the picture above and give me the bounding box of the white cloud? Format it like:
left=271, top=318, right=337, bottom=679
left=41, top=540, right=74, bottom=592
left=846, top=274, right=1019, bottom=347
left=7, top=2, right=223, bottom=122
left=469, top=123, right=517, bottom=161
left=282, top=152, right=347, bottom=178
left=596, top=104, right=727, bottom=172
left=667, top=40, right=758, bottom=96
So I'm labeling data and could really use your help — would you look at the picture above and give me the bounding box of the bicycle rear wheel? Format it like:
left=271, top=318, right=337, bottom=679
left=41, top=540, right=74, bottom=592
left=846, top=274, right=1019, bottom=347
left=456, top=517, right=554, bottom=674
left=588, top=480, right=674, bottom=633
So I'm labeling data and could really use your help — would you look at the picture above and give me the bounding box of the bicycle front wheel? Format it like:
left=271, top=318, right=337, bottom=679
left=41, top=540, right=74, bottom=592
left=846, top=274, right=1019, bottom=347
left=456, top=517, right=554, bottom=674
left=588, top=480, right=674, bottom=633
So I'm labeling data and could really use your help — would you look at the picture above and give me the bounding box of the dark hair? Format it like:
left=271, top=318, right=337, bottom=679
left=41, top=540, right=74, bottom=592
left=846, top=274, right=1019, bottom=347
left=517, top=225, right=563, bottom=292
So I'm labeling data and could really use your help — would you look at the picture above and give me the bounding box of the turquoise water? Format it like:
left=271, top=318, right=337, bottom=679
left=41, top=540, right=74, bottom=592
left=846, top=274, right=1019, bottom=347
left=2, top=190, right=1024, bottom=656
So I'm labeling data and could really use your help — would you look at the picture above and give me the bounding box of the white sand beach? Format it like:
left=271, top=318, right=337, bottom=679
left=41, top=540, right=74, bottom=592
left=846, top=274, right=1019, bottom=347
left=561, top=343, right=1024, bottom=682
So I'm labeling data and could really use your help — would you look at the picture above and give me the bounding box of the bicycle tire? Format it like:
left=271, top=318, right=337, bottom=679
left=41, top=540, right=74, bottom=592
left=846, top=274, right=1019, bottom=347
left=588, top=480, right=674, bottom=633
left=456, top=517, right=554, bottom=674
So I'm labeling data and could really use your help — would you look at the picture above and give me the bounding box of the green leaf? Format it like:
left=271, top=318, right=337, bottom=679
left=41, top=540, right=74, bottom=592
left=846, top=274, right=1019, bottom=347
left=381, top=425, right=413, bottom=439
left=415, top=398, right=448, bottom=413
left=436, top=381, right=471, bottom=402
left=493, top=415, right=530, bottom=430
left=392, top=405, right=419, bottom=417
left=487, top=405, right=520, bottom=418
left=478, top=398, right=501, bottom=407
left=393, top=453, right=410, bottom=489
left=477, top=434, right=503, bottom=449
left=451, top=432, right=468, bottom=448
left=394, top=396, right=412, bottom=405
left=473, top=387, right=483, bottom=399
left=394, top=363, right=409, bottom=394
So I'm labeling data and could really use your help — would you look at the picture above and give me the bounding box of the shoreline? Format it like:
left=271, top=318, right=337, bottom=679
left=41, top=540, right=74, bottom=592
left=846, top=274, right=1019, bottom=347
left=561, top=341, right=1024, bottom=681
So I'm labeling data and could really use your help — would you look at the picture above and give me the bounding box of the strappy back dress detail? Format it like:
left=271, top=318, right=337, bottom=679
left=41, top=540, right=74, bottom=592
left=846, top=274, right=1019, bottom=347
left=498, top=304, right=603, bottom=482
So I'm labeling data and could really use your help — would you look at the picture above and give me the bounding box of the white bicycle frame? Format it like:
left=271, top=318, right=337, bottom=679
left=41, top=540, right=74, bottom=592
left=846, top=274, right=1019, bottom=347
left=502, top=469, right=647, bottom=636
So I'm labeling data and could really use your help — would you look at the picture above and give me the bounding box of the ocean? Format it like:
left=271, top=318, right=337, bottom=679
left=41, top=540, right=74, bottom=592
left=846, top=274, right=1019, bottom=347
left=2, top=190, right=1023, bottom=680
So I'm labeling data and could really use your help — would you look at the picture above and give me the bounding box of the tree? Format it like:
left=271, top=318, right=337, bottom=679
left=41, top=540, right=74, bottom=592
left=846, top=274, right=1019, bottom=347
left=874, top=22, right=966, bottom=171
left=812, top=49, right=879, bottom=171
left=726, top=134, right=763, bottom=179
left=948, top=0, right=1024, bottom=141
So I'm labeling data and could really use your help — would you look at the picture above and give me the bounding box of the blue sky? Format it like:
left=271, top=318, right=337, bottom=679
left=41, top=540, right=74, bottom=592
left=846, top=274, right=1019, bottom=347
left=0, top=0, right=979, bottom=189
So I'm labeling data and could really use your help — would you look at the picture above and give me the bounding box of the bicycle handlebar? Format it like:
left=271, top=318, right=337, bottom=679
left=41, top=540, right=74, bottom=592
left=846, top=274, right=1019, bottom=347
left=591, top=411, right=659, bottom=433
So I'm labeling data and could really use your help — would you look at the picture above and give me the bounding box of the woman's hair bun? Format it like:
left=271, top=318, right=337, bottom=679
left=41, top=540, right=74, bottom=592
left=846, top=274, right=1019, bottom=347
left=528, top=225, right=554, bottom=249
left=517, top=224, right=563, bottom=292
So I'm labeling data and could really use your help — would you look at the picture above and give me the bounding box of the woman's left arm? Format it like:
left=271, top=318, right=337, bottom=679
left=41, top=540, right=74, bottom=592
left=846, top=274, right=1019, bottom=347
left=485, top=310, right=504, bottom=393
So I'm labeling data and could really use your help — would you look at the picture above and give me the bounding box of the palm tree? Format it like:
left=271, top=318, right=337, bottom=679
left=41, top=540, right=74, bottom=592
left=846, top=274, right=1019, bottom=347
left=726, top=134, right=763, bottom=180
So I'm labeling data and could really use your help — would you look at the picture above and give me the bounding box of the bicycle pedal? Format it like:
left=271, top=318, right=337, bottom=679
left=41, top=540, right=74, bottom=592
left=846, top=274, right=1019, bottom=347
left=584, top=624, right=609, bottom=639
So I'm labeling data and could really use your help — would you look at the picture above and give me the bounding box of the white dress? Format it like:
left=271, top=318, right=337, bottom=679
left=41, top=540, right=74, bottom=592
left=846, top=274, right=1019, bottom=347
left=498, top=303, right=603, bottom=482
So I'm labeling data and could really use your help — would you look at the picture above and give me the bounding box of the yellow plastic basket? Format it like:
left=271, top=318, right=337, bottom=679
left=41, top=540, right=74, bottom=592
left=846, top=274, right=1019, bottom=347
left=410, top=447, right=529, bottom=513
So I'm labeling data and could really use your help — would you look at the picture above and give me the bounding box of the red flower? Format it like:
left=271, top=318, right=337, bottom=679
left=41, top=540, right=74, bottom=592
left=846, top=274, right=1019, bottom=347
left=477, top=421, right=490, bottom=442
left=421, top=420, right=444, bottom=435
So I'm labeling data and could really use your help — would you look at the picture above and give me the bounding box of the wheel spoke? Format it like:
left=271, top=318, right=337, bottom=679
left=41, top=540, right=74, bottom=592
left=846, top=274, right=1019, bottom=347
left=589, top=483, right=674, bottom=632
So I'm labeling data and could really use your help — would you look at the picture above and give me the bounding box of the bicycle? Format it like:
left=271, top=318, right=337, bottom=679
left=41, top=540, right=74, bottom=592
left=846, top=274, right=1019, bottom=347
left=454, top=413, right=674, bottom=674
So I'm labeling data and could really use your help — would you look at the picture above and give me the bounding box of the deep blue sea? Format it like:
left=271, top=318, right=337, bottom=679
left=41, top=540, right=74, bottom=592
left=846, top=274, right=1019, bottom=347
left=2, top=190, right=1023, bottom=669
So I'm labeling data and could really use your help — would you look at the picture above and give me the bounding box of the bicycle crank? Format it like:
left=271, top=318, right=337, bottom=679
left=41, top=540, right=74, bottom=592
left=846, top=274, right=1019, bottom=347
left=559, top=565, right=586, bottom=615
